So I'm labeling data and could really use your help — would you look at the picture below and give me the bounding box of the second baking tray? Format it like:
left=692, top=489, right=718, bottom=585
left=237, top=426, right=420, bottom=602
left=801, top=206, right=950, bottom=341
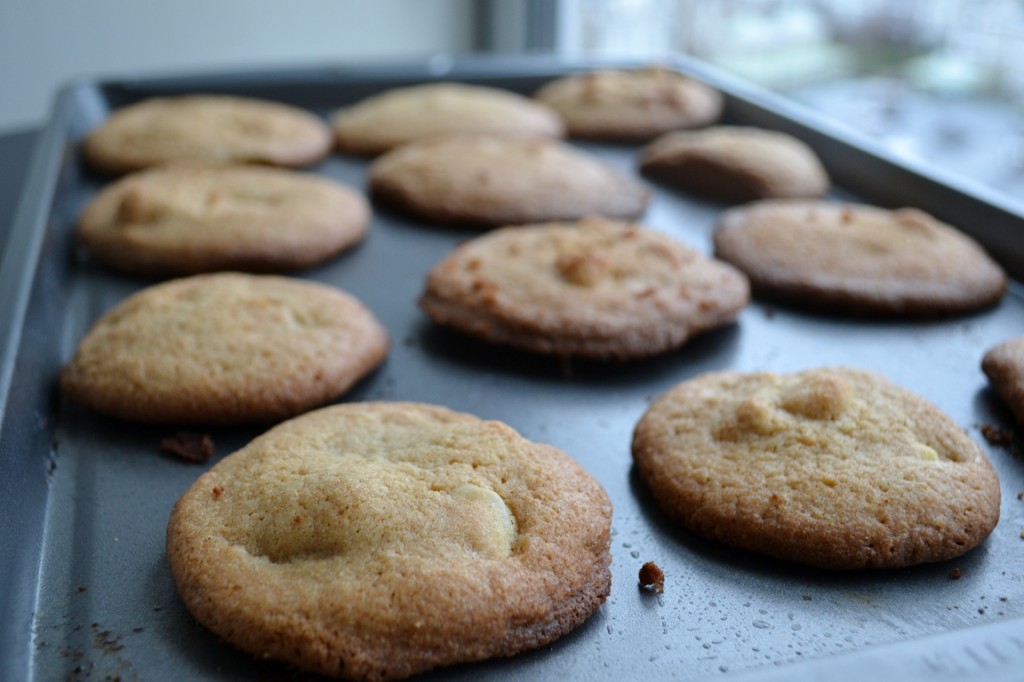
left=1, top=55, right=1023, bottom=682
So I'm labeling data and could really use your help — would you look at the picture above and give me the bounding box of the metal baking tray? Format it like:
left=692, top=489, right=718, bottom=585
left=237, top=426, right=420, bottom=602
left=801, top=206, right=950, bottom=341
left=2, top=55, right=1023, bottom=682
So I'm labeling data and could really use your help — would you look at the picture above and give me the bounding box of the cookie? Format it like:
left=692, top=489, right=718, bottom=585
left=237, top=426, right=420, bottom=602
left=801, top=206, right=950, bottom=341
left=982, top=336, right=1024, bottom=425
left=369, top=135, right=650, bottom=228
left=534, top=67, right=723, bottom=141
left=419, top=217, right=749, bottom=359
left=632, top=367, right=1001, bottom=570
left=82, top=95, right=333, bottom=175
left=76, top=163, right=371, bottom=277
left=638, top=125, right=829, bottom=202
left=60, top=273, right=388, bottom=425
left=333, top=82, right=565, bottom=156
left=166, top=401, right=612, bottom=680
left=713, top=200, right=1007, bottom=316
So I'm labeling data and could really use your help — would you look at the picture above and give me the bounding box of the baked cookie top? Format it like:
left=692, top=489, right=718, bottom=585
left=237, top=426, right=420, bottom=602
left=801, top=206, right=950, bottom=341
left=369, top=135, right=650, bottom=227
left=632, top=367, right=1001, bottom=569
left=333, top=82, right=565, bottom=156
left=534, top=67, right=723, bottom=141
left=713, top=200, right=1007, bottom=316
left=166, top=401, right=612, bottom=680
left=638, top=125, right=829, bottom=202
left=77, top=163, right=370, bottom=277
left=60, top=273, right=388, bottom=425
left=982, top=335, right=1024, bottom=425
left=82, top=95, right=333, bottom=175
left=419, top=218, right=749, bottom=359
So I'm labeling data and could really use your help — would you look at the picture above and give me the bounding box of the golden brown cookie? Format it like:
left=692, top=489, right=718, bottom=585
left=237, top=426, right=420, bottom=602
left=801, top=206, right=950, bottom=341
left=632, top=367, right=1001, bottom=569
left=534, top=67, right=723, bottom=141
left=333, top=82, right=565, bottom=156
left=82, top=95, right=333, bottom=175
left=982, top=336, right=1024, bottom=425
left=713, top=200, right=1007, bottom=316
left=638, top=125, right=829, bottom=202
left=76, top=163, right=371, bottom=277
left=369, top=135, right=650, bottom=228
left=60, top=273, right=388, bottom=425
left=419, top=217, right=749, bottom=359
left=166, top=401, right=612, bottom=680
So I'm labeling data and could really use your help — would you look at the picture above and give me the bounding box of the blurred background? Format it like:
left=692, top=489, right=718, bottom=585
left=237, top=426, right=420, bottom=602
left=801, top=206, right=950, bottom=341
left=2, top=0, right=1022, bottom=203
left=549, top=0, right=1024, bottom=205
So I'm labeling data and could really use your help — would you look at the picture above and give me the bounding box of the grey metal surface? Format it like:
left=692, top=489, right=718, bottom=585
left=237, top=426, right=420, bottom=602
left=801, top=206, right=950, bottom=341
left=2, top=56, right=1023, bottom=682
left=0, top=128, right=40, bottom=264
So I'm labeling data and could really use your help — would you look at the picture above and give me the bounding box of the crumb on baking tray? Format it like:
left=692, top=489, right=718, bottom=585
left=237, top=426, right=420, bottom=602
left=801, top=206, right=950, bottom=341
left=639, top=561, right=665, bottom=593
left=949, top=568, right=963, bottom=580
left=979, top=423, right=1014, bottom=446
left=160, top=431, right=215, bottom=462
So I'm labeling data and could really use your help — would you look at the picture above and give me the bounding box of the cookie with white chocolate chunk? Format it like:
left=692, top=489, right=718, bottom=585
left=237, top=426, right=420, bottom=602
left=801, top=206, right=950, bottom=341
left=333, top=81, right=565, bottom=156
left=713, top=200, right=1006, bottom=316
left=368, top=134, right=650, bottom=228
left=166, top=401, right=612, bottom=680
left=419, top=217, right=749, bottom=359
left=60, top=273, right=388, bottom=425
left=77, top=163, right=370, bottom=277
left=982, top=335, right=1024, bottom=426
left=632, top=367, right=1001, bottom=569
left=534, top=67, right=723, bottom=141
left=638, top=125, right=829, bottom=202
left=83, top=95, right=333, bottom=175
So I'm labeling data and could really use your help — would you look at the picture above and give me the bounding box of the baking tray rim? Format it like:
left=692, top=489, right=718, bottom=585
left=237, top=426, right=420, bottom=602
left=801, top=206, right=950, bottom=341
left=1, top=53, right=1023, bottom=682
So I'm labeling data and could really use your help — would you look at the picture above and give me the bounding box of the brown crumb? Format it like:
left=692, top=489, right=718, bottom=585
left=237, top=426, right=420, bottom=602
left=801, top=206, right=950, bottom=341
left=802, top=594, right=812, bottom=601
left=161, top=432, right=215, bottom=462
left=77, top=586, right=87, bottom=593
left=1017, top=492, right=1023, bottom=501
left=980, top=423, right=1014, bottom=446
left=211, top=485, right=224, bottom=500
left=638, top=561, right=665, bottom=593
left=949, top=568, right=963, bottom=580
